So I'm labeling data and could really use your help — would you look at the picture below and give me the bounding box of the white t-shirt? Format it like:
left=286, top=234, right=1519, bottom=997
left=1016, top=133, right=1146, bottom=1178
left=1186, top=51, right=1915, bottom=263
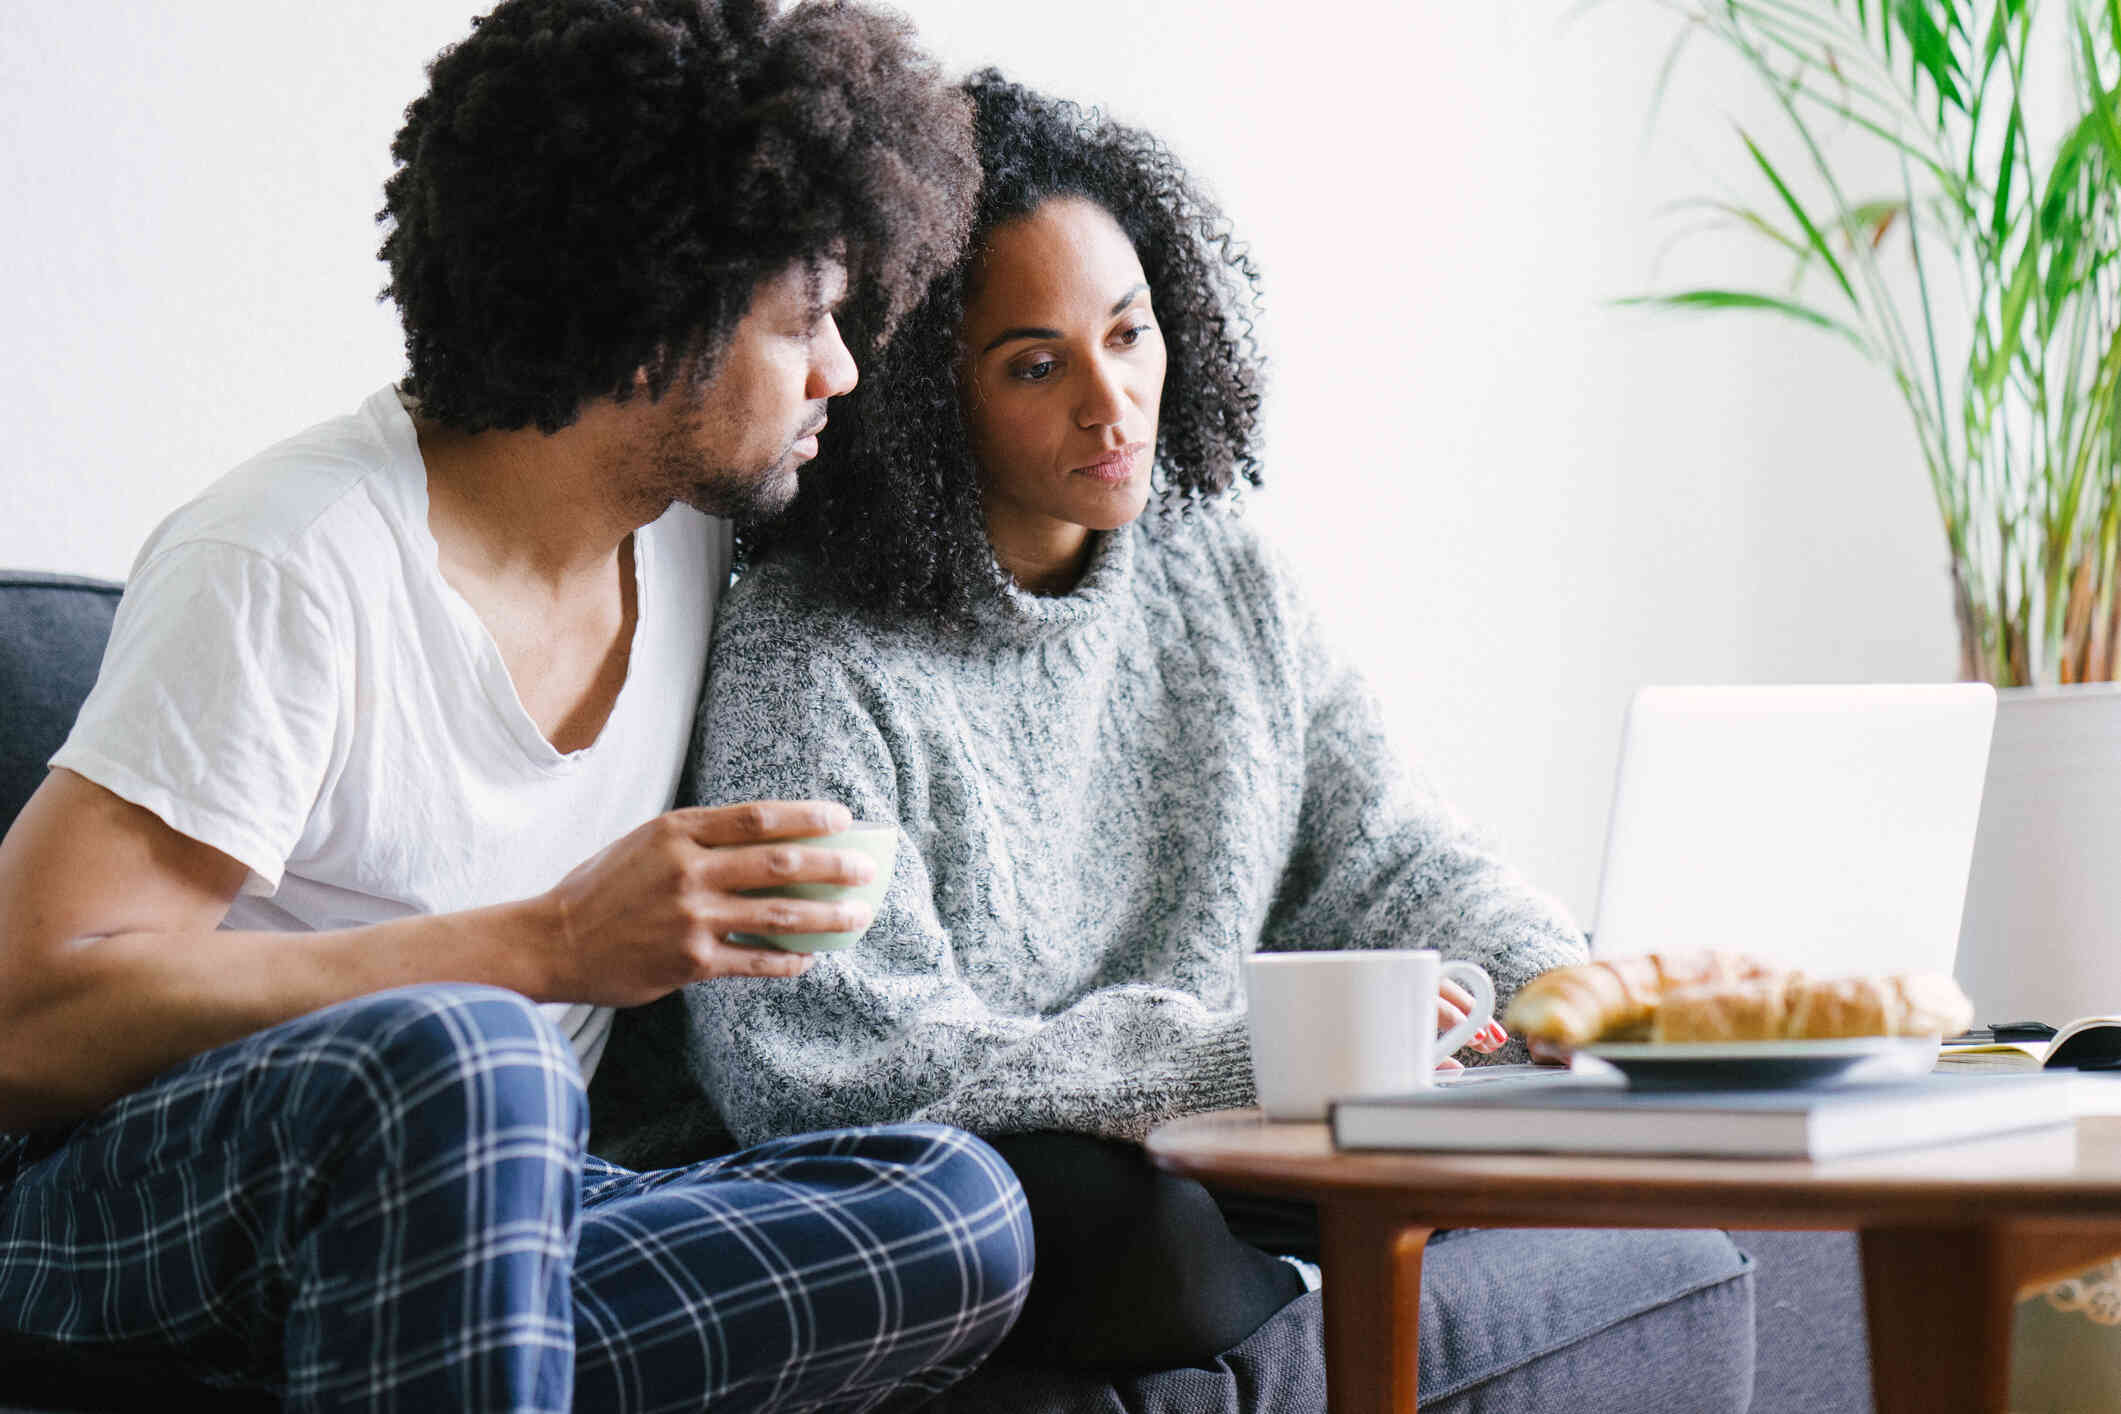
left=53, top=386, right=726, bottom=1080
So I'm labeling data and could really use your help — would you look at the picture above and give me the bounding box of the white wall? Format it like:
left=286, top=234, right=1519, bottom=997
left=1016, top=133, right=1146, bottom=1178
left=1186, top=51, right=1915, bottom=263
left=0, top=2, right=1958, bottom=920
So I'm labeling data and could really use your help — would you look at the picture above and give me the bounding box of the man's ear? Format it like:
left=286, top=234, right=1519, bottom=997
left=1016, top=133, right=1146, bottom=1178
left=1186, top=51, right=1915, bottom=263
left=631, top=357, right=674, bottom=404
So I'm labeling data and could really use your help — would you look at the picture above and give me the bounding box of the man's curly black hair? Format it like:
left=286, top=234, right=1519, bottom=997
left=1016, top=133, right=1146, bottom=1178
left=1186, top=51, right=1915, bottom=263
left=741, top=69, right=1266, bottom=626
left=379, top=0, right=976, bottom=434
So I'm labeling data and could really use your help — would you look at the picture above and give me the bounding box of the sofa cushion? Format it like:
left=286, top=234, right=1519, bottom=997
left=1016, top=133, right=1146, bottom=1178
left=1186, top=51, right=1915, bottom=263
left=1734, top=1230, right=1871, bottom=1414
left=928, top=1226, right=1756, bottom=1413
left=0, top=572, right=121, bottom=836
left=1420, top=1226, right=1754, bottom=1409
left=0, top=573, right=274, bottom=1413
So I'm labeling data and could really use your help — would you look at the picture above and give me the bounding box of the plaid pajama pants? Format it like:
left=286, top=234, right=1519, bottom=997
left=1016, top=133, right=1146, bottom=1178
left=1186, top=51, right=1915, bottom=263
left=0, top=984, right=1033, bottom=1413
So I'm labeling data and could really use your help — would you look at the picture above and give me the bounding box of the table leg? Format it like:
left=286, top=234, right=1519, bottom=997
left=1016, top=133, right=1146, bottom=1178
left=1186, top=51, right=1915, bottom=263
left=1318, top=1199, right=1431, bottom=1414
left=1861, top=1222, right=2121, bottom=1414
left=1860, top=1227, right=2014, bottom=1414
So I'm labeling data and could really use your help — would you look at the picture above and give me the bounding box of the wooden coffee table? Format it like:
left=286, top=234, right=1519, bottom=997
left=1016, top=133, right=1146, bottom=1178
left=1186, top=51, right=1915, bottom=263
left=1145, top=1109, right=2121, bottom=1414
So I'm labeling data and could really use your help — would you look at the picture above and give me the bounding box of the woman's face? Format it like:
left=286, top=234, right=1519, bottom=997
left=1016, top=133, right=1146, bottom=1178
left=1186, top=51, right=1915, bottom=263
left=957, top=196, right=1165, bottom=587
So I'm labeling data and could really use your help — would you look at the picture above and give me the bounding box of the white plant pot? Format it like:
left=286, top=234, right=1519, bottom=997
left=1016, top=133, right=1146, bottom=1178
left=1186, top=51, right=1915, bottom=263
left=1955, top=684, right=2121, bottom=1026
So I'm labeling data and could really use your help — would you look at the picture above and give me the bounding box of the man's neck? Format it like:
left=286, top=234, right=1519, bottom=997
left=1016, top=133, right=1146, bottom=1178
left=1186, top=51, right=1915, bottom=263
left=414, top=411, right=663, bottom=591
left=411, top=408, right=658, bottom=754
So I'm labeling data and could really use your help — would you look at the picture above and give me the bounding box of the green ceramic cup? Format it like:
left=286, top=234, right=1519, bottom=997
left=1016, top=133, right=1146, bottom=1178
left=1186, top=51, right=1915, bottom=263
left=734, top=821, right=899, bottom=953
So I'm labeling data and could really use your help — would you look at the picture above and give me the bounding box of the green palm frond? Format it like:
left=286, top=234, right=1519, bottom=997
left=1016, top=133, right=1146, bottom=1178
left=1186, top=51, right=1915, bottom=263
left=1614, top=0, right=2121, bottom=685
left=1617, top=287, right=1877, bottom=352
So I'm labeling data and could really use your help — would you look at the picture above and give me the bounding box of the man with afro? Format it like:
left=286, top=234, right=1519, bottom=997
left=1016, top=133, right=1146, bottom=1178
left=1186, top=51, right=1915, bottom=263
left=0, top=2, right=1031, bottom=1410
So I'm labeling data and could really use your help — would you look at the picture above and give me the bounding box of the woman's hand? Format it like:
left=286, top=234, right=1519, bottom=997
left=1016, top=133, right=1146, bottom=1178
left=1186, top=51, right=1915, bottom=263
left=1435, top=976, right=1509, bottom=1072
left=1527, top=1036, right=1573, bottom=1067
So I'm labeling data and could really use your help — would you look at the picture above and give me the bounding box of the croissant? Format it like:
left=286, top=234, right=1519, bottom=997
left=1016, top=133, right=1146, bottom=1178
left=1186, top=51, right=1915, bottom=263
left=1500, top=950, right=1787, bottom=1046
left=1505, top=954, right=1974, bottom=1045
left=1651, top=973, right=1806, bottom=1043
left=1775, top=971, right=1974, bottom=1041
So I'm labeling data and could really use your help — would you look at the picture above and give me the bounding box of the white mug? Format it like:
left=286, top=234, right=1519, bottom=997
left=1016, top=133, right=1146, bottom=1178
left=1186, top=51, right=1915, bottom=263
left=1243, top=950, right=1496, bottom=1121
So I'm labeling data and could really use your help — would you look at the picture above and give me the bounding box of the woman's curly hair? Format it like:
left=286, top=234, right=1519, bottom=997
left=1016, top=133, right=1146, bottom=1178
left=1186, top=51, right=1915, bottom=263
left=379, top=0, right=976, bottom=434
left=741, top=69, right=1266, bottom=626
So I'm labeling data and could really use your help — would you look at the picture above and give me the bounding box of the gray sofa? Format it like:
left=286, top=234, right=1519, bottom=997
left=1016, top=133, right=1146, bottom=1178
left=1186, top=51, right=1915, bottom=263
left=0, top=570, right=1875, bottom=1412
left=0, top=573, right=275, bottom=1413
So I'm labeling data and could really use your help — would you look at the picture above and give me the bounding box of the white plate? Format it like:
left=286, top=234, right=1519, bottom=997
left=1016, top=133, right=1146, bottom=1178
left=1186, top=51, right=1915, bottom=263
left=1576, top=1037, right=1940, bottom=1090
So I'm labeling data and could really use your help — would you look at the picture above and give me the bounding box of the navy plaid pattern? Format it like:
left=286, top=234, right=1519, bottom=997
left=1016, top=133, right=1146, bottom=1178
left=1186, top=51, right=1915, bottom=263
left=0, top=985, right=1031, bottom=1412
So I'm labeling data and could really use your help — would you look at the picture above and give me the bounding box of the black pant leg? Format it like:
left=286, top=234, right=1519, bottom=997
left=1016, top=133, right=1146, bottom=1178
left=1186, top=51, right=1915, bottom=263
left=1208, top=1185, right=1321, bottom=1263
left=985, top=1131, right=1306, bottom=1371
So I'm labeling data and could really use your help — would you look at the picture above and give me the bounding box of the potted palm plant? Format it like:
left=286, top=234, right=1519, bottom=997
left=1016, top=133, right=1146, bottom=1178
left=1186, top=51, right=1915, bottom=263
left=1623, top=0, right=2119, bottom=688
left=1616, top=5, right=2121, bottom=1393
left=1617, top=0, right=2121, bottom=1010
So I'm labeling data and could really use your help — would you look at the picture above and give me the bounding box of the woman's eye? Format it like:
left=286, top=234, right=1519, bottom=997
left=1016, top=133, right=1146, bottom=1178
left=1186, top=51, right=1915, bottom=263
left=1011, top=357, right=1060, bottom=383
left=1114, top=324, right=1153, bottom=347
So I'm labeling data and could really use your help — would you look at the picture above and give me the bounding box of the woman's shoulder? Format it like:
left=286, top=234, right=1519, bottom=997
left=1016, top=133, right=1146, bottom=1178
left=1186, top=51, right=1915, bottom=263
left=720, top=551, right=824, bottom=619
left=720, top=552, right=900, bottom=635
left=1139, top=500, right=1306, bottom=616
left=708, top=546, right=941, bottom=691
left=713, top=553, right=901, bottom=673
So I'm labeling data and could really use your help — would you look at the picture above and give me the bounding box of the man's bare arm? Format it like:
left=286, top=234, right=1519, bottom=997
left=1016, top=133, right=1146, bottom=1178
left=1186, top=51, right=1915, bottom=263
left=0, top=769, right=876, bottom=1131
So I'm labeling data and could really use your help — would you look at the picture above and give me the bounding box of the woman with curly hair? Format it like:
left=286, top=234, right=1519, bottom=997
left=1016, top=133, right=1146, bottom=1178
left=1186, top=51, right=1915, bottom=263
left=596, top=71, right=1591, bottom=1370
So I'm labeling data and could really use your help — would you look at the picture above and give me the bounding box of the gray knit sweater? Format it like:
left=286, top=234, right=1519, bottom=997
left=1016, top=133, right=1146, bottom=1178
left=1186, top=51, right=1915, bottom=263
left=606, top=509, right=1585, bottom=1151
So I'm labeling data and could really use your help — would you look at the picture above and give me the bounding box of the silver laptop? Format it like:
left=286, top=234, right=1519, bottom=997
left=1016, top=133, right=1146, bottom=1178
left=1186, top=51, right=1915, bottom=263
left=1589, top=684, right=1997, bottom=980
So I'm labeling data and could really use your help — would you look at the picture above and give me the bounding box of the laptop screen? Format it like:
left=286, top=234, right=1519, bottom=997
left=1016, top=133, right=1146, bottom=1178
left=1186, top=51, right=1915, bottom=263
left=1588, top=684, right=1995, bottom=981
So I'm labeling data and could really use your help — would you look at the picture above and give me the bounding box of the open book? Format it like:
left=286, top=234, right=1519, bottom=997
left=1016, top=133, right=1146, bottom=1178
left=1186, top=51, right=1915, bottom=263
left=1940, top=1018, right=2121, bottom=1114
left=1938, top=1017, right=2121, bottom=1070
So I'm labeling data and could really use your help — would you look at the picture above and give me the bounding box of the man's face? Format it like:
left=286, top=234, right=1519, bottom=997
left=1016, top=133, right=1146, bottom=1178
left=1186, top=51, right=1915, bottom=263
left=646, top=259, right=859, bottom=520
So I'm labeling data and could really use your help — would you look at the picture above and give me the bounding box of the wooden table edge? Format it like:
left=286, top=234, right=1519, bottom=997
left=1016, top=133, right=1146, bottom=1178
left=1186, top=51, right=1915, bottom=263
left=1145, top=1109, right=2121, bottom=1414
left=1144, top=1110, right=2121, bottom=1226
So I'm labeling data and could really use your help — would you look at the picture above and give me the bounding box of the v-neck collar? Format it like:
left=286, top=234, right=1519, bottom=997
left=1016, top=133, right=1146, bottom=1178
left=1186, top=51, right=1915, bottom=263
left=370, top=387, right=650, bottom=770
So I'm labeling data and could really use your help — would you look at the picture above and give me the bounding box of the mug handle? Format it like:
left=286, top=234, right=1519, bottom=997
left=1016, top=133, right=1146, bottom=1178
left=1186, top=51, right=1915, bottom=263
left=1432, top=961, right=1496, bottom=1065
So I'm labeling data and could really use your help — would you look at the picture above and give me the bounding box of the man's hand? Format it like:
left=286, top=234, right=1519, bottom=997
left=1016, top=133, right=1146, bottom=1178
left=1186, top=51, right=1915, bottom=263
left=535, top=800, right=879, bottom=1006
left=0, top=777, right=879, bottom=1128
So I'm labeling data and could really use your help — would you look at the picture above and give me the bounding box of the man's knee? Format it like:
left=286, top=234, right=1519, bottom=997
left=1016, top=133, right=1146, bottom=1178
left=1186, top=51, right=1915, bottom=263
left=853, top=1124, right=1036, bottom=1366
left=906, top=1124, right=1037, bottom=1281
left=257, top=983, right=588, bottom=1164
left=742, top=1122, right=1035, bottom=1321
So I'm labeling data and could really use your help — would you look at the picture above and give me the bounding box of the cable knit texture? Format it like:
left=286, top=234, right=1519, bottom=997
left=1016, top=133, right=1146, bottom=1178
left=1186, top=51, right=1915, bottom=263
left=628, top=508, right=1586, bottom=1148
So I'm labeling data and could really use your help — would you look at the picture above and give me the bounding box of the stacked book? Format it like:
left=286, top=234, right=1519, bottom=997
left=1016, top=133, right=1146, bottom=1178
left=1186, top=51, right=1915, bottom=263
left=1331, top=1068, right=2078, bottom=1160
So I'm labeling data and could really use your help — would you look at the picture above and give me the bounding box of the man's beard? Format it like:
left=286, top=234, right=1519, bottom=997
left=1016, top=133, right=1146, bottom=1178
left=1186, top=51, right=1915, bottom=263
left=672, top=449, right=801, bottom=522
left=650, top=417, right=804, bottom=523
